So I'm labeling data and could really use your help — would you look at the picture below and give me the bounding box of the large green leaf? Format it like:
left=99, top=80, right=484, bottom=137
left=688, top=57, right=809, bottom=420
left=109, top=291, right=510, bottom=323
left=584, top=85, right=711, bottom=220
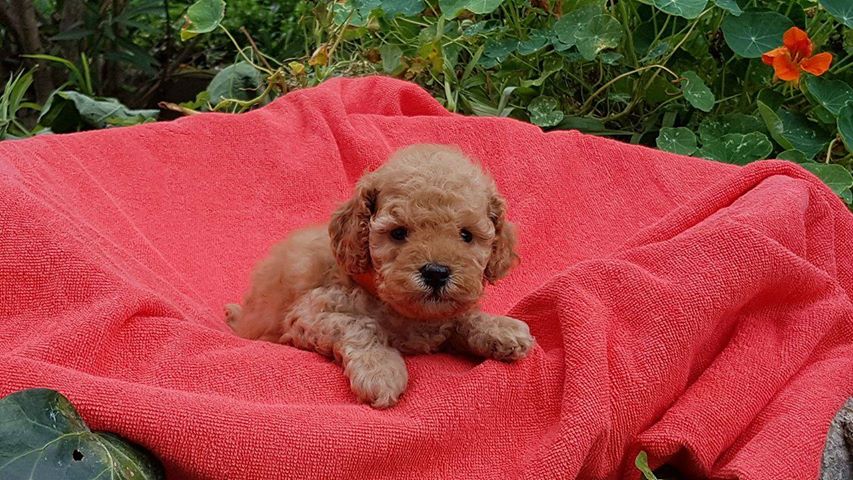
left=553, top=6, right=600, bottom=48
left=379, top=45, right=403, bottom=73
left=820, top=0, right=852, bottom=28
left=699, top=132, right=773, bottom=164
left=439, top=0, right=504, bottom=18
left=656, top=127, right=698, bottom=155
left=776, top=109, right=832, bottom=159
left=681, top=71, right=715, bottom=112
left=517, top=30, right=550, bottom=55
left=207, top=61, right=263, bottom=104
left=713, top=0, right=741, bottom=16
left=839, top=104, right=853, bottom=153
left=804, top=76, right=853, bottom=116
left=0, top=388, right=164, bottom=479
left=652, top=0, right=707, bottom=19
left=39, top=91, right=157, bottom=132
left=528, top=96, right=564, bottom=127
left=800, top=163, right=853, bottom=196
left=757, top=100, right=794, bottom=150
left=180, top=0, right=225, bottom=40
left=698, top=113, right=764, bottom=143
left=575, top=14, right=623, bottom=60
left=380, top=0, right=424, bottom=16
left=721, top=10, right=793, bottom=58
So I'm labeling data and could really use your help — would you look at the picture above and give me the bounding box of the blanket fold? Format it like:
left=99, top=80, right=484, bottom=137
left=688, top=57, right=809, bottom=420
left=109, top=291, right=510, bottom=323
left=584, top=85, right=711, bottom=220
left=1, top=76, right=851, bottom=480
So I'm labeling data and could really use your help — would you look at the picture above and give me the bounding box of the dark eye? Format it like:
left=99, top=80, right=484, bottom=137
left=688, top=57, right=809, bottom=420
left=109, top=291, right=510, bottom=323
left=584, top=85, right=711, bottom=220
left=390, top=227, right=408, bottom=241
left=460, top=229, right=473, bottom=243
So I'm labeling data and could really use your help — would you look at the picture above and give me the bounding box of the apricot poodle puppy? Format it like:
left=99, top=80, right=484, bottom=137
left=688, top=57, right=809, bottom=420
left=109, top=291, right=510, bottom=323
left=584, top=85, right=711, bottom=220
left=225, top=144, right=533, bottom=408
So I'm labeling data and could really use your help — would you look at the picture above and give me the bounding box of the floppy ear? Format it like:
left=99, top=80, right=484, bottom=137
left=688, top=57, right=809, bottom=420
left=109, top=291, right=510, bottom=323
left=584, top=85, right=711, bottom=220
left=329, top=179, right=377, bottom=275
left=484, top=193, right=519, bottom=283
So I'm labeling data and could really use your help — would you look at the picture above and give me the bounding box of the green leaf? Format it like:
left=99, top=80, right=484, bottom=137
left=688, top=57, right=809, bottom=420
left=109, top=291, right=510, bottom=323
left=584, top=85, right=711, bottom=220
left=575, top=14, right=623, bottom=61
left=656, top=127, right=698, bottom=155
left=652, top=0, right=707, bottom=19
left=721, top=10, right=793, bottom=58
left=698, top=113, right=764, bottom=143
left=553, top=6, right=600, bottom=47
left=804, top=76, right=853, bottom=116
left=379, top=0, right=424, bottom=16
left=517, top=30, right=550, bottom=55
left=841, top=188, right=852, bottom=204
left=39, top=91, right=157, bottom=132
left=0, top=388, right=164, bottom=480
left=777, top=150, right=809, bottom=163
left=776, top=109, right=832, bottom=159
left=757, top=100, right=794, bottom=150
left=380, top=45, right=403, bottom=73
left=699, top=132, right=773, bottom=165
left=180, top=0, right=225, bottom=40
left=483, top=38, right=518, bottom=60
left=439, top=0, right=504, bottom=18
left=681, top=71, right=715, bottom=112
left=207, top=62, right=263, bottom=104
left=635, top=451, right=660, bottom=480
left=800, top=163, right=853, bottom=196
left=820, top=0, right=853, bottom=28
left=839, top=104, right=853, bottom=153
left=528, top=96, right=564, bottom=127
left=713, top=0, right=741, bottom=16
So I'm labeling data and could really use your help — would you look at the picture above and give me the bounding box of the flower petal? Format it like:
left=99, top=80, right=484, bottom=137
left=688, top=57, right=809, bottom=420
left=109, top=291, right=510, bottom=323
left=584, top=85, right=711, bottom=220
left=762, top=47, right=789, bottom=66
left=772, top=54, right=801, bottom=82
left=782, top=26, right=812, bottom=60
left=801, top=52, right=833, bottom=76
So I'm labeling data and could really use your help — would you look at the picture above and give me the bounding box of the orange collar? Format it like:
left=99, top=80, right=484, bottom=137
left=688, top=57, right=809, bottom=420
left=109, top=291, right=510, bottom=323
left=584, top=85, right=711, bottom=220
left=352, top=271, right=379, bottom=297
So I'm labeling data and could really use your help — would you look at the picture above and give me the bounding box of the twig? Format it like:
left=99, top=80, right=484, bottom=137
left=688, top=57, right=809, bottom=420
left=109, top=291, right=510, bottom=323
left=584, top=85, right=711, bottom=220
left=158, top=101, right=199, bottom=115
left=240, top=27, right=272, bottom=72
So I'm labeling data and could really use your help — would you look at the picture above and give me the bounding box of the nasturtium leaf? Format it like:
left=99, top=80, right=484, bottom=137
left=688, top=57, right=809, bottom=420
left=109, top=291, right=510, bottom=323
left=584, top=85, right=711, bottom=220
left=652, top=0, right=707, bottom=19
left=698, top=113, right=764, bottom=143
left=757, top=100, right=794, bottom=150
left=553, top=6, right=600, bottom=47
left=656, top=127, right=698, bottom=155
left=713, top=0, right=741, bottom=16
left=804, top=76, right=853, bottom=115
left=528, top=96, right=564, bottom=127
left=379, top=0, right=424, bottom=16
left=0, top=388, right=164, bottom=480
left=699, top=132, right=773, bottom=165
left=641, top=40, right=670, bottom=63
left=517, top=30, right=550, bottom=55
left=721, top=10, right=793, bottom=58
left=839, top=104, right=853, bottom=153
left=483, top=38, right=518, bottom=60
left=776, top=109, right=832, bottom=159
left=439, top=0, right=504, bottom=18
left=575, top=14, right=623, bottom=60
left=820, top=0, right=853, bottom=28
left=777, top=150, right=809, bottom=163
left=600, top=52, right=623, bottom=65
left=207, top=61, right=262, bottom=104
left=379, top=45, right=403, bottom=73
left=681, top=70, right=715, bottom=112
left=841, top=188, right=852, bottom=204
left=180, top=0, right=225, bottom=40
left=800, top=163, right=853, bottom=196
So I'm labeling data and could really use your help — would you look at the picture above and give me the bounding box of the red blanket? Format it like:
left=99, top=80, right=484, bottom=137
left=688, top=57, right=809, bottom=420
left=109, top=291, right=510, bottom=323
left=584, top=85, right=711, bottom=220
left=1, top=76, right=851, bottom=479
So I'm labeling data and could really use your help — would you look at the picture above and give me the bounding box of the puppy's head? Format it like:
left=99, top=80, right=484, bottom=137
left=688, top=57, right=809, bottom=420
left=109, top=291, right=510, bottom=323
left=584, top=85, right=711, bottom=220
left=329, top=144, right=518, bottom=321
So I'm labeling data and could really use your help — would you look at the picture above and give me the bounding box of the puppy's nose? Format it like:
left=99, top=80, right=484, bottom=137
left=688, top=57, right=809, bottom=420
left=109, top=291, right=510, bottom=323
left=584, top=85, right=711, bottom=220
left=419, top=263, right=451, bottom=289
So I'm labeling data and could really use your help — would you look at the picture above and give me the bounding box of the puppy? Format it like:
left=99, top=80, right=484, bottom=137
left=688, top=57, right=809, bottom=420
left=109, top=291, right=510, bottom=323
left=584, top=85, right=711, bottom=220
left=226, top=144, right=533, bottom=408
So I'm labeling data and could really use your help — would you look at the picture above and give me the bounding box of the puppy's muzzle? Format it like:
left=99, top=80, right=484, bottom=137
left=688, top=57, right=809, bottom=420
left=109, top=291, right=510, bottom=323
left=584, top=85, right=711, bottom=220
left=419, top=263, right=451, bottom=290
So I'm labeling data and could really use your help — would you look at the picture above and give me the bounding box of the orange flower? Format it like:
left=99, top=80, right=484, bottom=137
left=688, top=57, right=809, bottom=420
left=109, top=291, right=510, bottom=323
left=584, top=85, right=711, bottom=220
left=761, top=27, right=832, bottom=83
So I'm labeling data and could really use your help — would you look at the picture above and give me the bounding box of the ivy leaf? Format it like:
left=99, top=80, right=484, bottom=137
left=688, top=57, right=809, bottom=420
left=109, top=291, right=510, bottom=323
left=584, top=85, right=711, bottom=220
left=681, top=71, right=715, bottom=112
left=800, top=163, right=853, bottom=196
left=575, top=14, right=623, bottom=61
left=722, top=10, right=793, bottom=58
left=180, top=0, right=225, bottom=40
left=656, top=127, right=698, bottom=155
left=713, top=0, right=741, bottom=16
left=699, top=132, right=773, bottom=165
left=528, top=96, right=564, bottom=127
left=0, top=388, right=164, bottom=480
left=207, top=61, right=262, bottom=104
left=553, top=6, right=600, bottom=48
left=819, top=0, right=853, bottom=28
left=804, top=76, right=853, bottom=116
left=839, top=103, right=853, bottom=153
left=651, top=0, right=707, bottom=19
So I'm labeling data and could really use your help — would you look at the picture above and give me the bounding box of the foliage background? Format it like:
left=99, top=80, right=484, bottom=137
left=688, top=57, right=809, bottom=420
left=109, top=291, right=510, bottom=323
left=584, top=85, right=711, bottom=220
left=1, top=0, right=852, bottom=204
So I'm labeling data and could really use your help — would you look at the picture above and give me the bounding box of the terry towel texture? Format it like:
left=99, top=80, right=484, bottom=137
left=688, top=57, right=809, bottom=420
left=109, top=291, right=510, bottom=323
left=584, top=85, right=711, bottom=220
left=1, top=76, right=852, bottom=479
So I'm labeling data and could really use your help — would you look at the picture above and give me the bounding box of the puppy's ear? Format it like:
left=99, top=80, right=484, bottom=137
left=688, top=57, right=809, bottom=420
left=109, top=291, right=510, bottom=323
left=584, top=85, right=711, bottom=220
left=485, top=193, right=519, bottom=283
left=329, top=178, right=377, bottom=275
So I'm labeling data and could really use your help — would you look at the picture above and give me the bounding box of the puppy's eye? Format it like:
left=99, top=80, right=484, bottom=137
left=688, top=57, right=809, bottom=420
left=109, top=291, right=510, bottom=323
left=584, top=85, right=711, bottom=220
left=390, top=227, right=408, bottom=241
left=460, top=229, right=473, bottom=243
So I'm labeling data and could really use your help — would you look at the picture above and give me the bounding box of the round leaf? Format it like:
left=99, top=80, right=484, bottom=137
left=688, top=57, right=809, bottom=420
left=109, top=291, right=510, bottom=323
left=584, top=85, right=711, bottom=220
left=528, top=96, right=564, bottom=127
left=379, top=45, right=403, bottom=73
left=776, top=109, right=832, bottom=159
left=699, top=113, right=764, bottom=143
left=804, top=76, right=853, bottom=116
left=722, top=10, right=793, bottom=58
left=820, top=0, right=853, bottom=28
left=483, top=38, right=518, bottom=60
left=0, top=388, right=164, bottom=479
left=439, top=0, right=504, bottom=18
left=652, top=0, right=708, bottom=19
left=575, top=14, right=623, bottom=61
left=713, top=0, right=741, bottom=16
left=777, top=150, right=809, bottom=163
left=380, top=0, right=424, bottom=16
left=517, top=30, right=550, bottom=55
left=180, top=0, right=225, bottom=40
left=207, top=62, right=263, bottom=104
left=681, top=70, right=715, bottom=112
left=838, top=103, right=853, bottom=153
left=656, top=127, right=698, bottom=155
left=800, top=163, right=853, bottom=196
left=553, top=6, right=600, bottom=47
left=699, top=132, right=773, bottom=165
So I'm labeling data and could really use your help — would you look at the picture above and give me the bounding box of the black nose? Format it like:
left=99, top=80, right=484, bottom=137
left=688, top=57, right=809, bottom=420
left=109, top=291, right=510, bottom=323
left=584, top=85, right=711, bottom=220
left=419, top=263, right=451, bottom=289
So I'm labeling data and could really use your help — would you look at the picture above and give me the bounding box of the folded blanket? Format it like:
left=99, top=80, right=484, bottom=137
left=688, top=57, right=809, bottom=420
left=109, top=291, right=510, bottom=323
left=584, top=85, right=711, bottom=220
left=1, top=76, right=851, bottom=480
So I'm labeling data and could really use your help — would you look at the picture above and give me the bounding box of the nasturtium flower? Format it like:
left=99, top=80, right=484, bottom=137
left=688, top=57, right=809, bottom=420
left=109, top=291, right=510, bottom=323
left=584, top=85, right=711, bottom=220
left=761, top=27, right=833, bottom=83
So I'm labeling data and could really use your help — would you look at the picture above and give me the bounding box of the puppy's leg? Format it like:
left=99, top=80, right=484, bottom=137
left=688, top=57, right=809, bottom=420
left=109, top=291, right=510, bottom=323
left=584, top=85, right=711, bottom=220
left=283, top=289, right=408, bottom=408
left=452, top=312, right=534, bottom=362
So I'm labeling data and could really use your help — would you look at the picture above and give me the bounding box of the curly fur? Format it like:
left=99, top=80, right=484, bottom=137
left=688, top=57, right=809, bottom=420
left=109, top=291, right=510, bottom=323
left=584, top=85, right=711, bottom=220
left=226, top=144, right=533, bottom=408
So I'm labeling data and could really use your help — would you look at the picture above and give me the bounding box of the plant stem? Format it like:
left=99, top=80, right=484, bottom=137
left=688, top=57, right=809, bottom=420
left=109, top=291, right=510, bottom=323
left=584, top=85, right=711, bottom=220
left=579, top=64, right=680, bottom=114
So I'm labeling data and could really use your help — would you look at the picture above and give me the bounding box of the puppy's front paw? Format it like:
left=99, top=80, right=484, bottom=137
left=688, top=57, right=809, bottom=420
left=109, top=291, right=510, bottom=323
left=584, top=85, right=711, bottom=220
left=468, top=316, right=534, bottom=362
left=344, top=347, right=408, bottom=409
